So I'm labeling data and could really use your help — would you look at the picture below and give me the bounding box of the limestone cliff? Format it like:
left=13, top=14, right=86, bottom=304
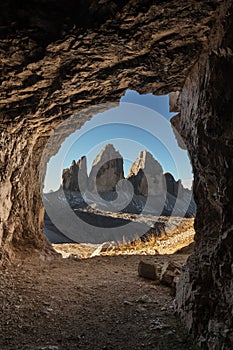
left=88, top=144, right=124, bottom=193
left=62, top=156, right=88, bottom=192
left=127, top=150, right=165, bottom=196
left=61, top=146, right=195, bottom=217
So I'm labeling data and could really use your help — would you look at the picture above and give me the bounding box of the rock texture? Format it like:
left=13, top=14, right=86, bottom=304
left=175, top=4, right=233, bottom=348
left=164, top=172, right=196, bottom=217
left=138, top=260, right=182, bottom=290
left=62, top=156, right=88, bottom=192
left=128, top=151, right=165, bottom=196
left=88, top=144, right=124, bottom=193
left=60, top=146, right=195, bottom=217
left=164, top=173, right=182, bottom=198
left=0, top=1, right=232, bottom=349
left=0, top=1, right=223, bottom=261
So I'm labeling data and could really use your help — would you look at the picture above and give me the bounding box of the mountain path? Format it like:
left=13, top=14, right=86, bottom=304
left=0, top=254, right=197, bottom=350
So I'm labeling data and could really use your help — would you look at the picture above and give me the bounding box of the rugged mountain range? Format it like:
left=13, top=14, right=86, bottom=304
left=44, top=144, right=195, bottom=243
left=62, top=144, right=194, bottom=206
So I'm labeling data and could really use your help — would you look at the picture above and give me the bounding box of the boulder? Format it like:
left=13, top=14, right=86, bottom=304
left=138, top=261, right=159, bottom=281
left=160, top=261, right=182, bottom=288
left=138, top=260, right=182, bottom=289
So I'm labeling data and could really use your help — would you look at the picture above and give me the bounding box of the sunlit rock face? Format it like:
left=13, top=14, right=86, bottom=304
left=59, top=145, right=195, bottom=217
left=88, top=144, right=124, bottom=193
left=0, top=0, right=232, bottom=348
left=127, top=150, right=165, bottom=196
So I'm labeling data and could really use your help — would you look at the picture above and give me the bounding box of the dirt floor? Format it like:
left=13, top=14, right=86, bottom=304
left=0, top=253, right=197, bottom=350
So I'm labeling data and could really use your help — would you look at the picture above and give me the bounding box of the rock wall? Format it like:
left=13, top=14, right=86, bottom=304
left=176, top=3, right=233, bottom=348
left=0, top=128, right=53, bottom=261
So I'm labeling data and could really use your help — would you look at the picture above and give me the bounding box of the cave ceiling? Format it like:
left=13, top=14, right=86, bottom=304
left=0, top=0, right=223, bottom=132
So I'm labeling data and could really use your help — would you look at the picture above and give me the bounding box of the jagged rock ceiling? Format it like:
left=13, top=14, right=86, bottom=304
left=0, top=0, right=222, bottom=129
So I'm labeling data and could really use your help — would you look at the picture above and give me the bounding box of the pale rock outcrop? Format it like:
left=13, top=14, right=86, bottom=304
left=127, top=151, right=165, bottom=196
left=88, top=144, right=124, bottom=193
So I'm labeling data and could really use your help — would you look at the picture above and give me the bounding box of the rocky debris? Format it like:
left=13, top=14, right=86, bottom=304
left=156, top=227, right=195, bottom=255
left=52, top=243, right=100, bottom=259
left=90, top=241, right=118, bottom=257
left=138, top=260, right=182, bottom=289
left=128, top=151, right=165, bottom=197
left=175, top=242, right=195, bottom=255
left=62, top=156, right=88, bottom=192
left=44, top=185, right=195, bottom=245
left=160, top=261, right=182, bottom=289
left=51, top=218, right=195, bottom=258
left=88, top=144, right=124, bottom=193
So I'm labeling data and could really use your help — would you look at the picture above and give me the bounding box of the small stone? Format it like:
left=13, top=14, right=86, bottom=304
left=135, top=295, right=153, bottom=304
left=138, top=261, right=159, bottom=280
left=160, top=261, right=181, bottom=288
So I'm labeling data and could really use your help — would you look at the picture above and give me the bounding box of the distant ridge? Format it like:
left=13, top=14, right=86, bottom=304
left=62, top=144, right=192, bottom=199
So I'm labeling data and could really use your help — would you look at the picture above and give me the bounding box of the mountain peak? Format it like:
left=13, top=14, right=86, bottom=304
left=128, top=150, right=163, bottom=178
left=91, top=144, right=122, bottom=168
left=88, top=144, right=124, bottom=192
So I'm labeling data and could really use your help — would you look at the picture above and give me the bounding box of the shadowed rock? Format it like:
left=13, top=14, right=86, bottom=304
left=128, top=150, right=165, bottom=196
left=62, top=156, right=88, bottom=192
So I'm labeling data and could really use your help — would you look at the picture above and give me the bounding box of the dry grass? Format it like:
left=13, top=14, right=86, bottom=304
left=53, top=218, right=195, bottom=258
left=115, top=234, right=159, bottom=254
left=102, top=218, right=195, bottom=256
left=156, top=218, right=194, bottom=241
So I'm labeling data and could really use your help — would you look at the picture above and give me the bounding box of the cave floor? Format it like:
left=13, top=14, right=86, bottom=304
left=0, top=254, right=196, bottom=350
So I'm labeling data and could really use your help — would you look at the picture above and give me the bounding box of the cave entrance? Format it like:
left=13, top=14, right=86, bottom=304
left=42, top=90, right=195, bottom=258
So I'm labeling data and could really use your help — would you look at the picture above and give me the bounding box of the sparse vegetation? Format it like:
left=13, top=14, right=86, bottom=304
left=99, top=218, right=195, bottom=256
left=53, top=218, right=195, bottom=258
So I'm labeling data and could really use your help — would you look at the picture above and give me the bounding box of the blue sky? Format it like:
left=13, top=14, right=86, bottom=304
left=43, top=90, right=193, bottom=193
